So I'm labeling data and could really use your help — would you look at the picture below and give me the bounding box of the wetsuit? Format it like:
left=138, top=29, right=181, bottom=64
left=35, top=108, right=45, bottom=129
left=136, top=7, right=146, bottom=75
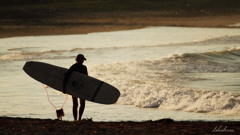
left=63, top=63, right=88, bottom=89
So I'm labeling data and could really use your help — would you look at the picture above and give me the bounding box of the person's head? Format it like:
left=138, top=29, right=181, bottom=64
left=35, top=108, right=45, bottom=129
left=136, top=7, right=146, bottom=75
left=76, top=54, right=86, bottom=64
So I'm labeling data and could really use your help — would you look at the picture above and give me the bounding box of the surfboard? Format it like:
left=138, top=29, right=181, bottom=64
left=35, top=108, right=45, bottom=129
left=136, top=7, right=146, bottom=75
left=23, top=61, right=120, bottom=104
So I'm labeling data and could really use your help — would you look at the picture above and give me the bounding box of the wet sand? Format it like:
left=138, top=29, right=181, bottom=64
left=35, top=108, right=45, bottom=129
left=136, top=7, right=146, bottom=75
left=1, top=12, right=240, bottom=39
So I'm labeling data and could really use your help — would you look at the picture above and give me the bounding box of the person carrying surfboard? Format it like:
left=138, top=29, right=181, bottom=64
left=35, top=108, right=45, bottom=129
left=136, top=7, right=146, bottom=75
left=63, top=54, right=88, bottom=121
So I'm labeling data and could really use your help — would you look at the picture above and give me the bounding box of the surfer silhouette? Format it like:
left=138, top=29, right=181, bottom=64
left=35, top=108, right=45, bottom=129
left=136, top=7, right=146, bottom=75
left=63, top=54, right=88, bottom=121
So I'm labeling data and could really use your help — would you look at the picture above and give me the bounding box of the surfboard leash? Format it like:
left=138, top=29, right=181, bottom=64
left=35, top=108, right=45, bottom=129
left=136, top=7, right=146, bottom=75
left=42, top=84, right=68, bottom=120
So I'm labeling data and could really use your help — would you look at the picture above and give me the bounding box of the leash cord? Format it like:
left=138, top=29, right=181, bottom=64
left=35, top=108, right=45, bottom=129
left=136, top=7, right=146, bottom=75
left=42, top=84, right=68, bottom=110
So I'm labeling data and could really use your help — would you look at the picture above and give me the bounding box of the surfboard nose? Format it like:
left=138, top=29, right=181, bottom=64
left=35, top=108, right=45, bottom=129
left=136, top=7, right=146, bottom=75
left=23, top=61, right=32, bottom=72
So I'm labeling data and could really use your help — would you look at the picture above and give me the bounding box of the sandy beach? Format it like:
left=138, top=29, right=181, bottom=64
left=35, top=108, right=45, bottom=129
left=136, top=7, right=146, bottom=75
left=1, top=13, right=240, bottom=39
left=1, top=0, right=240, bottom=134
left=1, top=0, right=240, bottom=39
left=0, top=117, right=239, bottom=135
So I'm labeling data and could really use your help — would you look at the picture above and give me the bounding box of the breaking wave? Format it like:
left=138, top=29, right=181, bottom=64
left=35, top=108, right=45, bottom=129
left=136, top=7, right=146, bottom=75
left=88, top=48, right=240, bottom=116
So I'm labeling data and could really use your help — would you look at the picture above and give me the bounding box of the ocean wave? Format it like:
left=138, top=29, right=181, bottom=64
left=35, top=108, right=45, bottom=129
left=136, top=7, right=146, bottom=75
left=1, top=46, right=131, bottom=61
left=1, top=34, right=240, bottom=61
left=184, top=35, right=240, bottom=46
left=135, top=35, right=240, bottom=47
left=88, top=52, right=240, bottom=116
left=171, top=47, right=240, bottom=67
left=0, top=51, right=71, bottom=61
left=123, top=83, right=240, bottom=116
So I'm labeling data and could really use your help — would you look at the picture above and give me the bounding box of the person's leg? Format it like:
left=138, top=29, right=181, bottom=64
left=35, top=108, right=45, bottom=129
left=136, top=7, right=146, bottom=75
left=72, top=96, right=78, bottom=121
left=78, top=98, right=85, bottom=120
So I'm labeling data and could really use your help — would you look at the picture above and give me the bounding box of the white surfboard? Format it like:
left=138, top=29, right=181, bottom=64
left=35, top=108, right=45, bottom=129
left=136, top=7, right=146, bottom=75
left=23, top=61, right=120, bottom=104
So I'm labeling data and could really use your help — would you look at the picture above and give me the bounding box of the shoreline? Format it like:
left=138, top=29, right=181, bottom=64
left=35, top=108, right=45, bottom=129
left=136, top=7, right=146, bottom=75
left=1, top=12, right=240, bottom=39
left=0, top=117, right=239, bottom=134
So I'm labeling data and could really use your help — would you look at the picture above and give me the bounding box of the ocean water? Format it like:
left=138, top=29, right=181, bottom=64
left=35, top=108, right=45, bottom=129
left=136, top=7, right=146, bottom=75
left=0, top=27, right=240, bottom=121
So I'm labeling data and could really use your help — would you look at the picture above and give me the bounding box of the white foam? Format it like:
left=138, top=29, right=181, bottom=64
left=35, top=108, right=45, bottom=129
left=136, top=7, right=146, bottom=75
left=88, top=56, right=240, bottom=116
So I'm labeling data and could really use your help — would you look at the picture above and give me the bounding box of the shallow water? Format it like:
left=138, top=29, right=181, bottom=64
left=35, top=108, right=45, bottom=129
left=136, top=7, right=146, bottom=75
left=0, top=27, right=240, bottom=121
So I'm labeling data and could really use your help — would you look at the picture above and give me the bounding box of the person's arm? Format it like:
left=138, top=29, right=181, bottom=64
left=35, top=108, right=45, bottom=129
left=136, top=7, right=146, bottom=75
left=63, top=66, right=74, bottom=93
left=84, top=66, right=88, bottom=76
